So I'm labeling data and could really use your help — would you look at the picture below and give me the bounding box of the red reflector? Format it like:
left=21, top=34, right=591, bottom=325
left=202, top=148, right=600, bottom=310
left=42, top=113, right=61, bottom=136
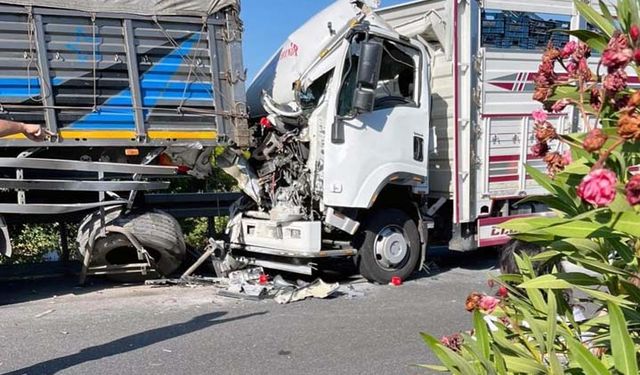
left=177, top=165, right=191, bottom=174
left=390, top=276, right=402, bottom=286
left=259, top=117, right=272, bottom=129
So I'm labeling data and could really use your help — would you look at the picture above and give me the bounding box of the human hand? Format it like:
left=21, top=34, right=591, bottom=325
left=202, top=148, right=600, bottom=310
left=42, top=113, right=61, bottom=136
left=21, top=123, right=54, bottom=141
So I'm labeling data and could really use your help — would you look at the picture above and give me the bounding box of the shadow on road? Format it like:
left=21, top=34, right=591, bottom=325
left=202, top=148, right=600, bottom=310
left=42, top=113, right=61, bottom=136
left=4, top=311, right=267, bottom=375
left=0, top=276, right=133, bottom=306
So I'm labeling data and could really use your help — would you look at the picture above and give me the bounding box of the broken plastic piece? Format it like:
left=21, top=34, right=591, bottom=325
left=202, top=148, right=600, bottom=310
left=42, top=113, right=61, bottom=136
left=273, top=279, right=339, bottom=304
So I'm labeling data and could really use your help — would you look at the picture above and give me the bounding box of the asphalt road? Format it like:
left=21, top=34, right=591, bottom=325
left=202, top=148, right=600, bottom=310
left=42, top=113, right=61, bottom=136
left=0, top=248, right=498, bottom=375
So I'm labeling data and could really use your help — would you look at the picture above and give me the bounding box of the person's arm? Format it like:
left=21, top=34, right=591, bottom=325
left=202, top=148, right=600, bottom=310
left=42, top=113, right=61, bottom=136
left=0, top=119, right=53, bottom=141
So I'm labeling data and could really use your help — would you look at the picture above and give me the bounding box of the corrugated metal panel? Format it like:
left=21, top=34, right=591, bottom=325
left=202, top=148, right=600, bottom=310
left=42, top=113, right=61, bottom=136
left=0, top=3, right=248, bottom=146
left=0, top=13, right=46, bottom=126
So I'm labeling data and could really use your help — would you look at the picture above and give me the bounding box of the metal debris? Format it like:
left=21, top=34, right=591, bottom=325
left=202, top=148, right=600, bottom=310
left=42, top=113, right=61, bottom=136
left=273, top=279, right=339, bottom=304
left=35, top=309, right=55, bottom=318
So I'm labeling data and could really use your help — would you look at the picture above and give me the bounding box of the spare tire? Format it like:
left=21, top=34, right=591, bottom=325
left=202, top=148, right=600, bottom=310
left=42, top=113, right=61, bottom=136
left=78, top=209, right=186, bottom=281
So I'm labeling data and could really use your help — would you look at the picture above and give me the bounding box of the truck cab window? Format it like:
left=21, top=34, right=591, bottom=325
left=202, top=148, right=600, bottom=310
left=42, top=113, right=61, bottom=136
left=374, top=41, right=417, bottom=109
left=338, top=38, right=418, bottom=116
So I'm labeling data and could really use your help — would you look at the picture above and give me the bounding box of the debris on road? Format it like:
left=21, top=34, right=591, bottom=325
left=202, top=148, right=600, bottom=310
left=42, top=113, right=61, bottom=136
left=145, top=276, right=227, bottom=287
left=34, top=309, right=55, bottom=318
left=273, top=279, right=339, bottom=304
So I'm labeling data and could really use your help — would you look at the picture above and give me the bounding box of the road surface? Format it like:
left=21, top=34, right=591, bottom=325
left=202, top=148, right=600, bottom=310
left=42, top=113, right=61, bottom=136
left=0, top=249, right=498, bottom=375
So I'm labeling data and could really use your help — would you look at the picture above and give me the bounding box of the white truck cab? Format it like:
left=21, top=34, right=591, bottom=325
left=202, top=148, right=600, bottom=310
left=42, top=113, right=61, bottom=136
left=220, top=0, right=581, bottom=283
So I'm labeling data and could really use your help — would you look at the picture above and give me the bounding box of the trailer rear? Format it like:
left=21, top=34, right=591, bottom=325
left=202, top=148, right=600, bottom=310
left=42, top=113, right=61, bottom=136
left=0, top=0, right=248, bottom=278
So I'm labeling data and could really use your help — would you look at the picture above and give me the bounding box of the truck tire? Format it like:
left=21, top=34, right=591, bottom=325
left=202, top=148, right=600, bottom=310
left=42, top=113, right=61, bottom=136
left=78, top=209, right=185, bottom=281
left=354, top=208, right=421, bottom=284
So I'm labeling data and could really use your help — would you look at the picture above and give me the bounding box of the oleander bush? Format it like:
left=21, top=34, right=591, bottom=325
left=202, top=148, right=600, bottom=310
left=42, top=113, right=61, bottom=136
left=421, top=1, right=640, bottom=373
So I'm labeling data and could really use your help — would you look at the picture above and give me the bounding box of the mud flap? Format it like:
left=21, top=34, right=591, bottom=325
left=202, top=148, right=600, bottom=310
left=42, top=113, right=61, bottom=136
left=0, top=215, right=11, bottom=257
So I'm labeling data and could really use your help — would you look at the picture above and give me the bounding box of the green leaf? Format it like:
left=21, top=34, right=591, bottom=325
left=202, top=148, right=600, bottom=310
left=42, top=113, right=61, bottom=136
left=575, top=0, right=616, bottom=37
left=566, top=254, right=633, bottom=277
left=603, top=238, right=634, bottom=263
left=473, top=310, right=490, bottom=360
left=620, top=280, right=640, bottom=304
left=554, top=29, right=609, bottom=52
left=499, top=217, right=565, bottom=233
left=531, top=250, right=562, bottom=263
left=609, top=212, right=640, bottom=237
left=576, top=286, right=634, bottom=305
left=525, top=164, right=556, bottom=195
left=563, top=333, right=611, bottom=375
left=546, top=291, right=558, bottom=354
left=608, top=302, right=639, bottom=375
left=502, top=355, right=546, bottom=374
left=519, top=273, right=602, bottom=289
left=536, top=220, right=618, bottom=239
left=420, top=333, right=475, bottom=375
left=600, top=0, right=615, bottom=23
left=491, top=344, right=508, bottom=375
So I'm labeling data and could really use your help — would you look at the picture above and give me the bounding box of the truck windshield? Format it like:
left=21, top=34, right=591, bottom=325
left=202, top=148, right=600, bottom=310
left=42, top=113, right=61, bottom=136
left=338, top=37, right=418, bottom=116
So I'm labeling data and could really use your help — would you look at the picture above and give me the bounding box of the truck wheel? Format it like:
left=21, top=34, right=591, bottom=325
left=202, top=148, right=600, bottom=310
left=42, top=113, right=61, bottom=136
left=78, top=210, right=186, bottom=281
left=355, top=208, right=420, bottom=284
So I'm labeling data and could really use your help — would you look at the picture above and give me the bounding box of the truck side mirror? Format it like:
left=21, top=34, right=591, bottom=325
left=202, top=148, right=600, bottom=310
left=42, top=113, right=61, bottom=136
left=353, top=40, right=383, bottom=114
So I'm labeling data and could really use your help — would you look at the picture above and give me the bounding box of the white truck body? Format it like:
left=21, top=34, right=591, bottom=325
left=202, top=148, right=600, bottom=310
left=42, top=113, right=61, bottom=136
left=226, top=0, right=596, bottom=281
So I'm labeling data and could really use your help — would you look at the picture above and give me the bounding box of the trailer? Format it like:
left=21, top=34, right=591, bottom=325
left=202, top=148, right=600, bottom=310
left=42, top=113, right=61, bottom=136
left=224, top=0, right=598, bottom=282
left=0, top=0, right=248, bottom=278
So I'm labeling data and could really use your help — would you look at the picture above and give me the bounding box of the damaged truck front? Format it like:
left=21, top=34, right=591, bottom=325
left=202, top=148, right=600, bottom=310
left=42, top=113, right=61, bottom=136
left=219, top=0, right=433, bottom=283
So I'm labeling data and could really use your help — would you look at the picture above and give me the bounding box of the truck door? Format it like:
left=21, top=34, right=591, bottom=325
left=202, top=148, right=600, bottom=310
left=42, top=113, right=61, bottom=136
left=322, top=36, right=430, bottom=209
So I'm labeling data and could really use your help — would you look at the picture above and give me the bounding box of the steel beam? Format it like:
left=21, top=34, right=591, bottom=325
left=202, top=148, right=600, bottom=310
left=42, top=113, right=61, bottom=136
left=0, top=178, right=169, bottom=191
left=123, top=19, right=147, bottom=141
left=0, top=158, right=177, bottom=175
left=0, top=201, right=126, bottom=214
left=33, top=14, right=58, bottom=138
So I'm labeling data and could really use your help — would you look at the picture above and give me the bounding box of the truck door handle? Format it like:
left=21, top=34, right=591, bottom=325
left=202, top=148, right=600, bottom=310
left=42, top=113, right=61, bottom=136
left=413, top=135, right=424, bottom=162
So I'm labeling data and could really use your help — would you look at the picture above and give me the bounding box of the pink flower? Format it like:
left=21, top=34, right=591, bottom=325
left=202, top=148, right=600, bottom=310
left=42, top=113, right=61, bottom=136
left=478, top=295, right=500, bottom=313
left=577, top=169, right=618, bottom=207
left=561, top=41, right=577, bottom=59
left=566, top=61, right=577, bottom=74
left=562, top=150, right=573, bottom=165
left=532, top=109, right=548, bottom=123
left=602, top=32, right=633, bottom=69
left=603, top=70, right=628, bottom=93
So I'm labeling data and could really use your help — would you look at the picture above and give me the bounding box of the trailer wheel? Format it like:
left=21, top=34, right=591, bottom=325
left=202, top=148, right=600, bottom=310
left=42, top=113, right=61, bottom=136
left=354, top=208, right=420, bottom=284
left=78, top=210, right=185, bottom=281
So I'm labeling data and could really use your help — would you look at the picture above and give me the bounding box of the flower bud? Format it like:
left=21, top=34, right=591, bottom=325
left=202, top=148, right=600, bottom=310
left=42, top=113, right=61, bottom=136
left=582, top=128, right=608, bottom=152
left=497, top=286, right=508, bottom=298
left=631, top=25, right=640, bottom=42
left=628, top=91, right=640, bottom=107
left=530, top=142, right=550, bottom=157
left=551, top=99, right=570, bottom=113
left=544, top=152, right=564, bottom=174
left=626, top=175, right=640, bottom=206
left=618, top=113, right=640, bottom=140
left=465, top=292, right=483, bottom=312
left=535, top=123, right=558, bottom=143
left=560, top=41, right=577, bottom=59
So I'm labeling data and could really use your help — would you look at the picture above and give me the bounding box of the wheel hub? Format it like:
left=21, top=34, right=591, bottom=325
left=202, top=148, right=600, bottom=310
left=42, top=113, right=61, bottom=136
left=374, top=226, right=408, bottom=269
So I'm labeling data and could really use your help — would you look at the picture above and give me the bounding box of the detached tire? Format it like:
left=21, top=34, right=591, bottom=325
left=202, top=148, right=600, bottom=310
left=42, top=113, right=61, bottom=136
left=78, top=210, right=186, bottom=282
left=354, top=208, right=421, bottom=284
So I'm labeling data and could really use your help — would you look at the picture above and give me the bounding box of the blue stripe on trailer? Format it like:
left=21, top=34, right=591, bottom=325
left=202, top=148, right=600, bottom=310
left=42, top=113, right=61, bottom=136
left=0, top=77, right=41, bottom=99
left=70, top=34, right=214, bottom=130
